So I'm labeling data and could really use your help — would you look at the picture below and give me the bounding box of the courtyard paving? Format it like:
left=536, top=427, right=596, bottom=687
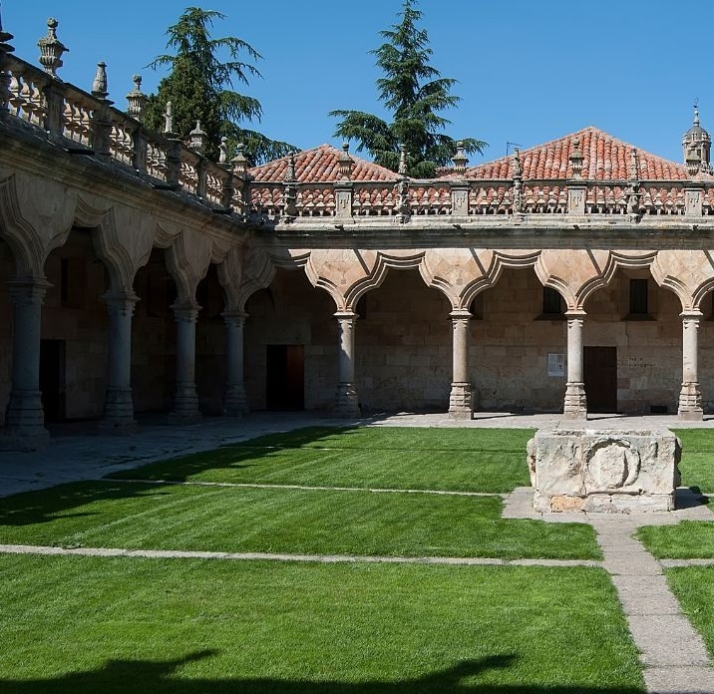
left=2, top=409, right=714, bottom=693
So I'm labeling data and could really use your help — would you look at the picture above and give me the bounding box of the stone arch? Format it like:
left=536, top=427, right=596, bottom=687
left=164, top=227, right=215, bottom=304
left=651, top=250, right=714, bottom=312
left=577, top=250, right=657, bottom=307
left=0, top=173, right=76, bottom=278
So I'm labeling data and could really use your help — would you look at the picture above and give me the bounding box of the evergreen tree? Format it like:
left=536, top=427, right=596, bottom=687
left=144, top=7, right=297, bottom=164
left=330, top=0, right=485, bottom=178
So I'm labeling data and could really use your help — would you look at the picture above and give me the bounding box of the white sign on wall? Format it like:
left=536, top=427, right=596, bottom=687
left=548, top=353, right=565, bottom=377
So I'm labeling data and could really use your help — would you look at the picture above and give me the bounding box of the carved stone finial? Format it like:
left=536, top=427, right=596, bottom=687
left=337, top=142, right=354, bottom=180
left=126, top=74, right=147, bottom=121
left=512, top=147, right=522, bottom=179
left=451, top=141, right=468, bottom=173
left=398, top=143, right=408, bottom=176
left=0, top=2, right=15, bottom=55
left=284, top=151, right=296, bottom=182
left=231, top=142, right=249, bottom=176
left=569, top=138, right=584, bottom=179
left=38, top=17, right=68, bottom=79
left=163, top=100, right=175, bottom=136
left=629, top=147, right=640, bottom=181
left=91, top=61, right=109, bottom=100
left=189, top=120, right=207, bottom=154
left=219, top=136, right=230, bottom=165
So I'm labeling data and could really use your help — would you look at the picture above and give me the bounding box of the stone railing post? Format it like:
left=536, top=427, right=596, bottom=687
left=678, top=310, right=703, bottom=421
left=685, top=185, right=703, bottom=217
left=223, top=310, right=249, bottom=415
left=448, top=309, right=473, bottom=419
left=563, top=310, right=587, bottom=419
left=170, top=301, right=201, bottom=422
left=1, top=277, right=51, bottom=450
left=450, top=181, right=470, bottom=218
left=100, top=290, right=138, bottom=433
left=334, top=310, right=360, bottom=418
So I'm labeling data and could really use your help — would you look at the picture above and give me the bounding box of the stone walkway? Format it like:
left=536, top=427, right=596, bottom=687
left=2, top=410, right=714, bottom=693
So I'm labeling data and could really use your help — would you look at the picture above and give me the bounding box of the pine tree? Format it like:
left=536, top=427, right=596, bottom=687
left=330, top=0, right=485, bottom=178
left=144, top=7, right=297, bottom=164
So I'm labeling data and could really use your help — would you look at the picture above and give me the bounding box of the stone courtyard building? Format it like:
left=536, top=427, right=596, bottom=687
left=3, top=16, right=714, bottom=450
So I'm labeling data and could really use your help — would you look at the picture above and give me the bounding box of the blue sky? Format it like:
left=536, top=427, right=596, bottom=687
left=2, top=0, right=707, bottom=165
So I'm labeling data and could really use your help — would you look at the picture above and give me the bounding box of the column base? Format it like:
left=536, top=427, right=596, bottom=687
left=2, top=390, right=49, bottom=449
left=678, top=382, right=703, bottom=421
left=448, top=382, right=473, bottom=419
left=563, top=382, right=588, bottom=419
left=223, top=384, right=249, bottom=417
left=0, top=426, right=50, bottom=452
left=334, top=383, right=361, bottom=419
left=170, top=384, right=201, bottom=424
left=101, top=387, right=137, bottom=434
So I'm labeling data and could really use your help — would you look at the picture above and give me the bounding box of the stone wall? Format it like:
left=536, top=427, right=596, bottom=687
left=244, top=268, right=338, bottom=411
left=355, top=271, right=452, bottom=413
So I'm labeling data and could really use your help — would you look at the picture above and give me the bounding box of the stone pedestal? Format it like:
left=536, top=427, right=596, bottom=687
left=528, top=427, right=681, bottom=513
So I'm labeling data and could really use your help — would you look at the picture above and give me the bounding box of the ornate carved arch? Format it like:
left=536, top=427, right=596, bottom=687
left=0, top=173, right=76, bottom=278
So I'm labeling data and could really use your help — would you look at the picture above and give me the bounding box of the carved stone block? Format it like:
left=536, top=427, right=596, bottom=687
left=527, top=427, right=681, bottom=513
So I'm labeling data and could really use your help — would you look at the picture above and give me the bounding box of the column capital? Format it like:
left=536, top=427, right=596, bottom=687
left=564, top=309, right=587, bottom=319
left=171, top=301, right=200, bottom=323
left=102, top=289, right=139, bottom=315
left=7, top=276, right=51, bottom=303
left=222, top=309, right=248, bottom=327
left=680, top=309, right=703, bottom=322
left=335, top=310, right=357, bottom=322
left=449, top=308, right=473, bottom=320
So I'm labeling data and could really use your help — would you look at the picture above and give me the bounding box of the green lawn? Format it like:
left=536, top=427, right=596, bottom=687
left=0, top=555, right=645, bottom=693
left=666, top=567, right=714, bottom=662
left=0, top=480, right=600, bottom=560
left=638, top=520, right=714, bottom=559
left=108, top=426, right=534, bottom=493
left=672, top=429, right=714, bottom=493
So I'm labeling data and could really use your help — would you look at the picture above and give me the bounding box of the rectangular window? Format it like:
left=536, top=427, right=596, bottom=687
left=542, top=287, right=563, bottom=316
left=629, top=279, right=649, bottom=316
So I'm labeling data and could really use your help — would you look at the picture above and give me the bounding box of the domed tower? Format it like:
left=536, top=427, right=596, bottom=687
left=683, top=104, right=713, bottom=175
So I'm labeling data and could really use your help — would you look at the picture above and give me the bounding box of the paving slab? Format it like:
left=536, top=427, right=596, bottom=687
left=644, top=667, right=714, bottom=694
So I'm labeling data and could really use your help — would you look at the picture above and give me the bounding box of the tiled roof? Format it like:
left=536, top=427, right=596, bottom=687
left=250, top=144, right=400, bottom=183
left=446, top=126, right=703, bottom=182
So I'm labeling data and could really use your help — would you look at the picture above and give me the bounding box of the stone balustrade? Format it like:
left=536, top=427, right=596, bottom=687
left=1, top=43, right=712, bottom=226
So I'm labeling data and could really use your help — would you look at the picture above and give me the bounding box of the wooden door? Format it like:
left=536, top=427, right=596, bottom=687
left=583, top=346, right=617, bottom=413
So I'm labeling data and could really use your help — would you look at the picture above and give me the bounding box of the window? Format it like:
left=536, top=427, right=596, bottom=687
left=356, top=295, right=367, bottom=319
left=469, top=293, right=484, bottom=320
left=629, top=279, right=649, bottom=316
left=541, top=287, right=564, bottom=317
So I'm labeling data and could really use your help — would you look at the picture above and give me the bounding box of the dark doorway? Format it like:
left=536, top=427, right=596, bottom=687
left=40, top=339, right=66, bottom=422
left=266, top=344, right=304, bottom=410
left=584, top=346, right=617, bottom=413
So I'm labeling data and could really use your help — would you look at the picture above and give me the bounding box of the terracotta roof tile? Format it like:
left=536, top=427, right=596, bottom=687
left=250, top=144, right=400, bottom=183
left=445, top=126, right=708, bottom=182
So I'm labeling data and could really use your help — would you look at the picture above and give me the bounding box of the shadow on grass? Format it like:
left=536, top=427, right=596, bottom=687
left=0, top=426, right=532, bottom=528
left=0, top=651, right=643, bottom=693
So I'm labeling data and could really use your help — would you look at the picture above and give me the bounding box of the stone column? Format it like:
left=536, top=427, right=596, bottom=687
left=1, top=278, right=50, bottom=450
left=563, top=311, right=587, bottom=419
left=100, top=291, right=138, bottom=433
left=448, top=309, right=473, bottom=419
left=223, top=310, right=248, bottom=415
left=170, top=301, right=201, bottom=422
left=678, top=311, right=703, bottom=421
left=334, top=311, right=360, bottom=418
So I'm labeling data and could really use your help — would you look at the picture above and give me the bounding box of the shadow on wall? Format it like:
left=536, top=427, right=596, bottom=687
left=0, top=651, right=644, bottom=694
